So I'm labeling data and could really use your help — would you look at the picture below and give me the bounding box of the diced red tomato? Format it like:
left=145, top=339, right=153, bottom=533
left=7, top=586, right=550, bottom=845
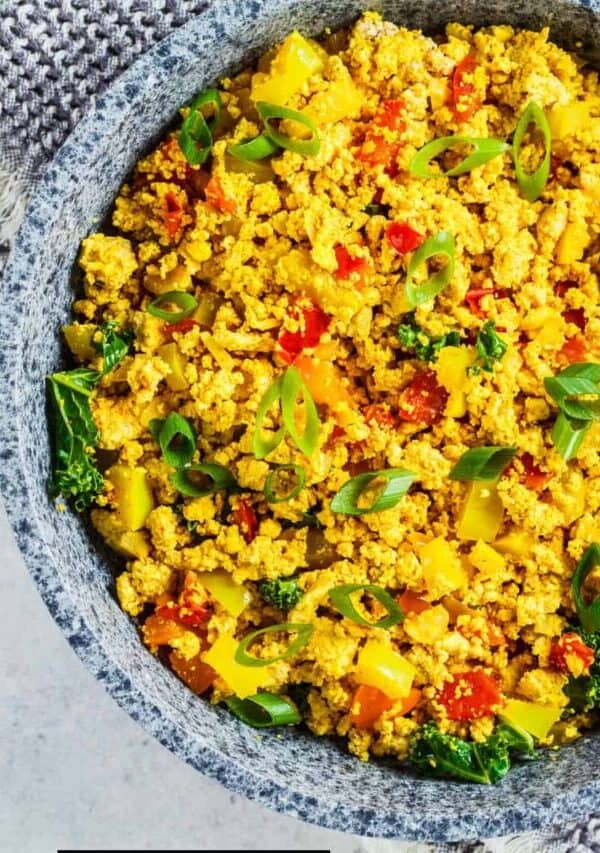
left=363, top=403, right=397, bottom=429
left=205, top=175, right=237, bottom=214
left=156, top=572, right=212, bottom=628
left=356, top=99, right=406, bottom=170
left=334, top=245, right=368, bottom=282
left=397, top=589, right=431, bottom=615
left=549, top=633, right=595, bottom=677
left=169, top=650, right=216, bottom=695
left=464, top=287, right=512, bottom=317
left=163, top=191, right=184, bottom=241
left=559, top=335, right=587, bottom=364
left=437, top=670, right=502, bottom=721
left=163, top=318, right=200, bottom=340
left=519, top=452, right=552, bottom=491
left=563, top=308, right=586, bottom=331
left=349, top=685, right=394, bottom=728
left=233, top=498, right=258, bottom=544
left=278, top=303, right=331, bottom=364
left=386, top=222, right=423, bottom=255
left=450, top=55, right=481, bottom=122
left=397, top=369, right=449, bottom=426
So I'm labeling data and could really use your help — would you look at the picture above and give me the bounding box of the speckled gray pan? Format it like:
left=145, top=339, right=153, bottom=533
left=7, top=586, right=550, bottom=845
left=2, top=0, right=600, bottom=841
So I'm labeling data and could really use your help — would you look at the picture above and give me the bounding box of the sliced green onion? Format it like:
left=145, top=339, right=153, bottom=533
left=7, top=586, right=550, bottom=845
left=328, top=583, right=405, bottom=629
left=281, top=366, right=320, bottom=458
left=228, top=133, right=279, bottom=161
left=178, top=88, right=222, bottom=166
left=544, top=363, right=600, bottom=421
left=449, top=446, right=518, bottom=481
left=226, top=692, right=301, bottom=728
left=571, top=543, right=600, bottom=632
left=512, top=102, right=551, bottom=202
left=158, top=412, right=196, bottom=468
left=147, top=291, right=198, bottom=322
left=171, top=462, right=238, bottom=497
left=264, top=464, right=306, bottom=503
left=409, top=135, right=509, bottom=178
left=252, top=376, right=286, bottom=460
left=405, top=231, right=455, bottom=309
left=330, top=468, right=416, bottom=516
left=551, top=411, right=591, bottom=461
left=235, top=622, right=314, bottom=667
left=148, top=417, right=165, bottom=445
left=257, top=101, right=320, bottom=157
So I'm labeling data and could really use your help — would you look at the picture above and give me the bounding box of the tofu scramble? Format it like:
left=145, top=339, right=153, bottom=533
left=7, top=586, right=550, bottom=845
left=48, top=13, right=600, bottom=783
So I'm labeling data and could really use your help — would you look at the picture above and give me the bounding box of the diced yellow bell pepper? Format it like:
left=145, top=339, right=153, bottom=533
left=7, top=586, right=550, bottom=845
left=547, top=102, right=589, bottom=140
left=500, top=699, right=563, bottom=740
left=111, top=530, right=151, bottom=560
left=556, top=222, right=590, bottom=265
left=197, top=569, right=250, bottom=617
left=403, top=605, right=449, bottom=644
left=158, top=342, right=188, bottom=391
left=456, top=481, right=503, bottom=542
left=145, top=264, right=193, bottom=295
left=469, top=540, right=506, bottom=576
left=429, top=77, right=449, bottom=110
left=225, top=152, right=275, bottom=184
left=63, top=323, right=97, bottom=362
left=435, top=346, right=475, bottom=417
left=303, top=75, right=363, bottom=125
left=494, top=528, right=533, bottom=558
left=107, top=465, right=154, bottom=531
left=354, top=639, right=416, bottom=700
left=420, top=536, right=468, bottom=596
left=203, top=634, right=268, bottom=698
left=192, top=292, right=222, bottom=327
left=250, top=31, right=326, bottom=105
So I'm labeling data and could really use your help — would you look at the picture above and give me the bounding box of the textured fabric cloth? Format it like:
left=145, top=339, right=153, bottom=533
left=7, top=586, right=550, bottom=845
left=0, top=2, right=599, bottom=850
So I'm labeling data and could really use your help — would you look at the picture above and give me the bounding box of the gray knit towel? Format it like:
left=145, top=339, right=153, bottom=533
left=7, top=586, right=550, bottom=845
left=1, top=2, right=599, bottom=850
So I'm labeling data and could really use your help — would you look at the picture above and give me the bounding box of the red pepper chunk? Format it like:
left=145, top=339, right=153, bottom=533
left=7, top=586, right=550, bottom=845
left=163, top=191, right=184, bottom=241
left=278, top=304, right=331, bottom=363
left=155, top=572, right=212, bottom=629
left=519, top=452, right=552, bottom=491
left=334, top=245, right=367, bottom=279
left=549, top=633, right=595, bottom=677
left=438, top=670, right=502, bottom=721
left=363, top=403, right=397, bottom=429
left=386, top=222, right=423, bottom=255
left=163, top=318, right=200, bottom=340
left=233, top=499, right=258, bottom=544
left=559, top=335, right=587, bottom=364
left=450, top=55, right=481, bottom=122
left=397, top=369, right=448, bottom=426
left=356, top=99, right=406, bottom=170
left=464, top=287, right=512, bottom=318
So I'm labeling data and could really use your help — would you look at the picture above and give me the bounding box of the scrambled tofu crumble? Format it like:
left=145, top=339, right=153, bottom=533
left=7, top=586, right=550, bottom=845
left=52, top=13, right=600, bottom=781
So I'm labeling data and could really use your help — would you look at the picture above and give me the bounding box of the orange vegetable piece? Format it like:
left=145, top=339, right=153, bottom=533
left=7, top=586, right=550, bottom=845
left=169, top=650, right=216, bottom=695
left=142, top=614, right=187, bottom=647
left=559, top=335, right=587, bottom=364
left=349, top=685, right=394, bottom=728
left=397, top=589, right=431, bottom=615
left=205, top=175, right=237, bottom=214
left=393, top=687, right=422, bottom=717
left=294, top=354, right=354, bottom=411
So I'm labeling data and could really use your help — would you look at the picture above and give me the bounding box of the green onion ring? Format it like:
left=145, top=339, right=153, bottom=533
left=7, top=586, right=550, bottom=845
left=226, top=692, right=301, bottom=728
left=158, top=412, right=196, bottom=468
left=512, top=101, right=551, bottom=202
left=235, top=622, right=314, bottom=667
left=281, top=366, right=320, bottom=458
left=264, top=464, right=306, bottom=503
left=228, top=133, right=280, bottom=161
left=178, top=88, right=222, bottom=166
left=449, top=446, right=518, bottom=481
left=551, top=411, right=591, bottom=462
left=330, top=468, right=416, bottom=516
left=328, top=583, right=405, bottom=629
left=410, top=135, right=509, bottom=178
left=252, top=376, right=286, bottom=460
left=571, top=543, right=600, bottom=632
left=544, top=363, right=600, bottom=421
left=257, top=101, right=320, bottom=157
left=147, top=291, right=198, bottom=322
left=171, top=462, right=238, bottom=497
left=405, top=231, right=455, bottom=308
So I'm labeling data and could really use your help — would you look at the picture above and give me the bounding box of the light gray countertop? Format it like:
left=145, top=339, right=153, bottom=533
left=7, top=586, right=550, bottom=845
left=0, top=502, right=380, bottom=853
